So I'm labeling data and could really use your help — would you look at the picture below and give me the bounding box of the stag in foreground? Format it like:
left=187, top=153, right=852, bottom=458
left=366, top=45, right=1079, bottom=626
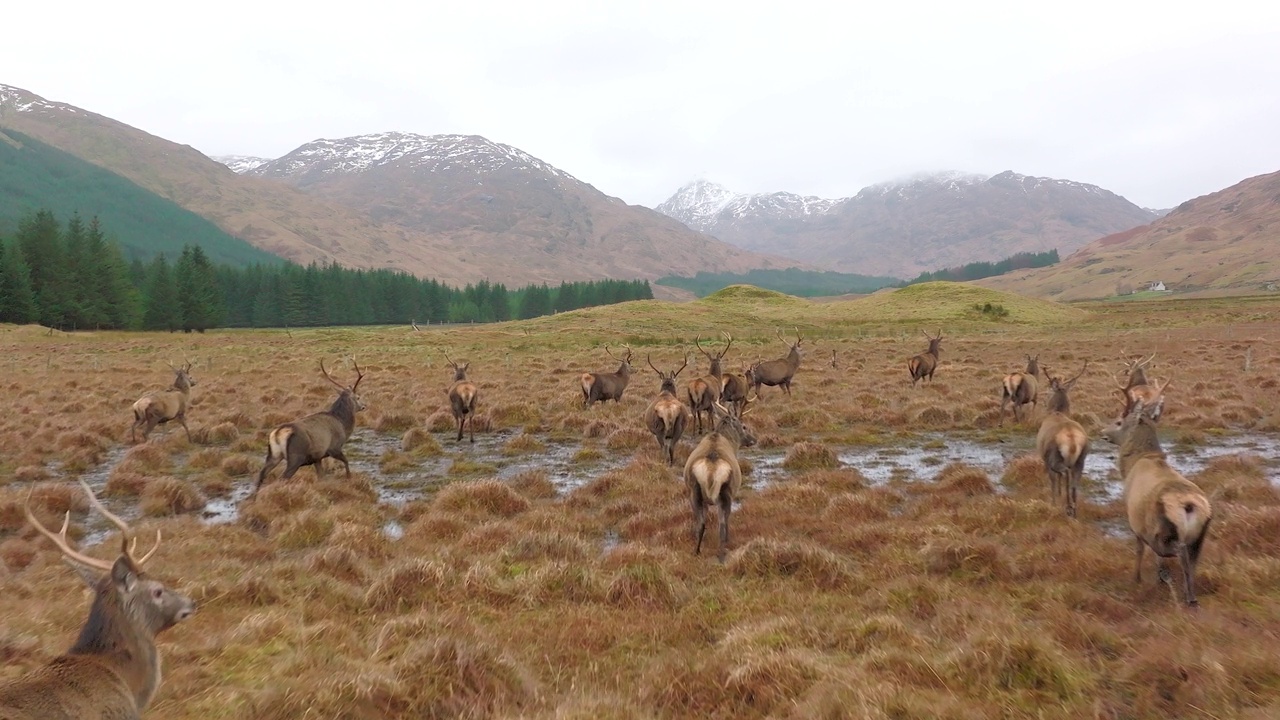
left=688, top=333, right=732, bottom=433
left=1102, top=380, right=1211, bottom=607
left=999, top=354, right=1041, bottom=425
left=907, top=329, right=943, bottom=387
left=130, top=360, right=196, bottom=443
left=444, top=352, right=478, bottom=443
left=643, top=354, right=691, bottom=465
left=255, top=360, right=365, bottom=494
left=1, top=481, right=195, bottom=719
left=1035, top=362, right=1090, bottom=518
left=1112, top=351, right=1164, bottom=420
left=581, top=345, right=634, bottom=408
left=748, top=328, right=804, bottom=397
left=684, top=402, right=757, bottom=561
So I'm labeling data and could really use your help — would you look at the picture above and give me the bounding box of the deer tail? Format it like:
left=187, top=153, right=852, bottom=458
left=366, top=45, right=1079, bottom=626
left=1161, top=491, right=1212, bottom=545
left=267, top=426, right=294, bottom=462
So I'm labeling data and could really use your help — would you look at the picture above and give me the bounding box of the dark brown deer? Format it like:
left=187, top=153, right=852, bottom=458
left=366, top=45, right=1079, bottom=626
left=581, top=345, right=634, bottom=408
left=747, top=328, right=803, bottom=397
left=130, top=360, right=196, bottom=443
left=720, top=361, right=753, bottom=417
left=1, top=481, right=195, bottom=719
left=684, top=402, right=757, bottom=561
left=1101, top=380, right=1210, bottom=607
left=907, top=329, right=943, bottom=387
left=999, top=354, right=1041, bottom=425
left=643, top=354, right=691, bottom=465
left=1035, top=361, right=1090, bottom=518
left=255, top=360, right=366, bottom=494
left=444, top=351, right=478, bottom=443
left=1112, top=351, right=1163, bottom=421
left=687, top=333, right=732, bottom=433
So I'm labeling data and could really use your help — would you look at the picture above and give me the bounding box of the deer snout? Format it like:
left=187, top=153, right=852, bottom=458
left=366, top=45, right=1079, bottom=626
left=175, top=596, right=197, bottom=623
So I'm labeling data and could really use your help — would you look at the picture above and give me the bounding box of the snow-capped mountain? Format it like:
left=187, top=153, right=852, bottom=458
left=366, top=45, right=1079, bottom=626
left=656, top=171, right=1160, bottom=277
left=0, top=83, right=84, bottom=116
left=212, top=155, right=270, bottom=174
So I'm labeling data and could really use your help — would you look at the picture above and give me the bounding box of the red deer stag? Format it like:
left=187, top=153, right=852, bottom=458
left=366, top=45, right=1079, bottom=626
left=255, top=360, right=365, bottom=494
left=1, top=481, right=195, bottom=719
left=720, top=361, right=753, bottom=418
left=581, top=345, right=634, bottom=408
left=747, top=328, right=804, bottom=397
left=130, top=360, right=196, bottom=443
left=687, top=333, right=733, bottom=433
left=444, top=352, right=478, bottom=443
left=1035, top=361, right=1090, bottom=517
left=1101, top=380, right=1211, bottom=607
left=907, top=329, right=943, bottom=387
left=999, top=354, right=1041, bottom=425
left=1112, top=351, right=1163, bottom=421
left=684, top=402, right=757, bottom=561
left=643, top=353, right=691, bottom=465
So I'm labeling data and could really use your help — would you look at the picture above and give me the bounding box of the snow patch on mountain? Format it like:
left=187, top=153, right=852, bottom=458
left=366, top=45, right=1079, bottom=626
left=212, top=155, right=271, bottom=174
left=656, top=180, right=842, bottom=232
left=250, top=131, right=579, bottom=184
left=0, top=84, right=81, bottom=115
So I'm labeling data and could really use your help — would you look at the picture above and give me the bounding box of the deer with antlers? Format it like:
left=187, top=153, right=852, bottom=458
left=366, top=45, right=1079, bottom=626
left=1, top=481, right=195, bottom=719
left=685, top=401, right=758, bottom=561
left=444, top=352, right=479, bottom=443
left=581, top=345, right=634, bottom=408
left=1112, top=351, right=1164, bottom=421
left=747, top=328, right=804, bottom=398
left=130, top=360, right=196, bottom=444
left=1036, top=361, right=1090, bottom=518
left=999, top=354, right=1041, bottom=425
left=255, top=360, right=366, bottom=494
left=643, top=354, right=692, bottom=465
left=687, top=333, right=733, bottom=433
left=720, top=361, right=753, bottom=418
left=908, top=329, right=943, bottom=387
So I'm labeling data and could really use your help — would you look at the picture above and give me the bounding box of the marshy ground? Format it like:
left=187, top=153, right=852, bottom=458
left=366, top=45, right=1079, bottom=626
left=2, top=285, right=1279, bottom=719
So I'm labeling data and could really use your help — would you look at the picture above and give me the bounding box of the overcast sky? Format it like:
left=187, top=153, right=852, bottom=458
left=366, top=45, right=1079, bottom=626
left=5, top=1, right=1280, bottom=209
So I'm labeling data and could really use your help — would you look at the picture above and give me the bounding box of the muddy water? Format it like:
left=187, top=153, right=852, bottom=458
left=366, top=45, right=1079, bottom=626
left=64, top=428, right=1280, bottom=543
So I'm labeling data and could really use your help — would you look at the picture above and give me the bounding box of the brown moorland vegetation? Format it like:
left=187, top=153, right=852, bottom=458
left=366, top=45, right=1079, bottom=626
left=1, top=286, right=1279, bottom=719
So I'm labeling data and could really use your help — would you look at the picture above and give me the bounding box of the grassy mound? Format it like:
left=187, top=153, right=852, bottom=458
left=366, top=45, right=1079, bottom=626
left=838, top=282, right=1088, bottom=325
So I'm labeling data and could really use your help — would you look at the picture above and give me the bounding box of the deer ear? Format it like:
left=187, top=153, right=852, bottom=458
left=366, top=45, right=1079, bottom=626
left=111, top=556, right=139, bottom=593
left=64, top=559, right=102, bottom=588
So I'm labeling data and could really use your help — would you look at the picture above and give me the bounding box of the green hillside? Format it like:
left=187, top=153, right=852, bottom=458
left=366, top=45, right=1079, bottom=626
left=0, top=129, right=280, bottom=267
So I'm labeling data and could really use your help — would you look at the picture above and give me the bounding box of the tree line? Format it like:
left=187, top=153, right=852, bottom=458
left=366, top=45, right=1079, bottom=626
left=901, top=249, right=1060, bottom=285
left=0, top=209, right=653, bottom=331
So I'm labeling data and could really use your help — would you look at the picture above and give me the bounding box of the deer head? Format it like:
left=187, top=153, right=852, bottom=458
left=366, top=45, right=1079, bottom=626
left=443, top=351, right=470, bottom=382
left=605, top=344, right=634, bottom=374
left=648, top=353, right=688, bottom=395
left=321, top=358, right=366, bottom=411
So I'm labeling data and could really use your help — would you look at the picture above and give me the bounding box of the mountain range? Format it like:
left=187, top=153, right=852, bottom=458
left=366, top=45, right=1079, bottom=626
left=656, top=173, right=1162, bottom=278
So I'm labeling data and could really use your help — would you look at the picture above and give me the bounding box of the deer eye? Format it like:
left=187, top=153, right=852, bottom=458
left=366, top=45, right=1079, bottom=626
left=152, top=587, right=164, bottom=599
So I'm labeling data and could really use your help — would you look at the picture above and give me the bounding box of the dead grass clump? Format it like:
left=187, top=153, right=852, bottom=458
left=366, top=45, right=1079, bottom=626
left=433, top=479, right=530, bottom=520
left=380, top=448, right=417, bottom=474
left=524, top=562, right=608, bottom=604
left=605, top=427, right=650, bottom=451
left=1214, top=506, right=1280, bottom=556
left=186, top=447, right=224, bottom=470
left=912, top=405, right=954, bottom=427
left=56, top=429, right=110, bottom=453
left=12, top=466, right=49, bottom=484
left=535, top=695, right=649, bottom=720
left=328, top=521, right=393, bottom=560
left=507, top=469, right=558, bottom=500
left=365, top=559, right=451, bottom=611
left=402, top=426, right=443, bottom=456
left=754, top=482, right=830, bottom=515
left=425, top=409, right=456, bottom=433
left=922, top=539, right=1014, bottom=582
left=724, top=651, right=823, bottom=714
left=782, top=442, right=840, bottom=471
left=224, top=571, right=285, bottom=607
left=260, top=411, right=293, bottom=429
left=489, top=401, right=541, bottom=427
left=794, top=467, right=868, bottom=494
left=118, top=443, right=170, bottom=473
left=727, top=538, right=859, bottom=590
left=104, top=470, right=149, bottom=498
left=26, top=482, right=86, bottom=516
left=503, top=530, right=593, bottom=563
left=403, top=512, right=470, bottom=545
left=642, top=650, right=820, bottom=718
left=220, top=454, right=258, bottom=477
left=140, top=476, right=207, bottom=516
left=390, top=636, right=539, bottom=718
left=0, top=538, right=37, bottom=571
left=202, top=421, right=241, bottom=445
left=945, top=630, right=1090, bottom=701
left=1194, top=454, right=1277, bottom=505
left=583, top=419, right=619, bottom=439
left=468, top=413, right=494, bottom=434
left=933, top=463, right=996, bottom=495
left=1000, top=454, right=1045, bottom=491
left=375, top=411, right=417, bottom=433
left=273, top=510, right=336, bottom=550
left=822, top=492, right=892, bottom=523
left=502, top=432, right=545, bottom=456
left=307, top=545, right=368, bottom=584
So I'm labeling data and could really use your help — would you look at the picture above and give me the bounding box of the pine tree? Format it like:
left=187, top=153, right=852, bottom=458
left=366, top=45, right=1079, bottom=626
left=17, top=209, right=72, bottom=328
left=142, top=255, right=182, bottom=332
left=0, top=240, right=38, bottom=324
left=175, top=245, right=223, bottom=331
left=518, top=284, right=552, bottom=319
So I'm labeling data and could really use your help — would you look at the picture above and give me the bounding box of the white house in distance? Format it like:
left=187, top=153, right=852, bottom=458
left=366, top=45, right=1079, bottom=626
left=1148, top=281, right=1168, bottom=292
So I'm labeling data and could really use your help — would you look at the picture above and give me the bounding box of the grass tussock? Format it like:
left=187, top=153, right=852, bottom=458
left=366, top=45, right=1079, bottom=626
left=433, top=480, right=530, bottom=520
left=727, top=538, right=859, bottom=590
left=933, top=463, right=996, bottom=495
left=402, top=426, right=443, bottom=455
left=365, top=559, right=451, bottom=611
left=921, top=539, right=1015, bottom=582
left=140, top=476, right=207, bottom=516
left=503, top=432, right=546, bottom=455
left=507, top=469, right=558, bottom=500
left=220, top=454, right=259, bottom=477
left=782, top=442, right=840, bottom=470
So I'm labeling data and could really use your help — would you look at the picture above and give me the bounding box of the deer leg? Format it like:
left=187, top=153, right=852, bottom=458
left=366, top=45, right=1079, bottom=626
left=1133, top=537, right=1145, bottom=583
left=691, top=487, right=707, bottom=556
left=178, top=413, right=192, bottom=442
left=255, top=453, right=283, bottom=492
left=468, top=414, right=475, bottom=444
left=1179, top=543, right=1198, bottom=607
left=456, top=415, right=465, bottom=442
left=717, top=492, right=732, bottom=563
left=331, top=449, right=352, bottom=477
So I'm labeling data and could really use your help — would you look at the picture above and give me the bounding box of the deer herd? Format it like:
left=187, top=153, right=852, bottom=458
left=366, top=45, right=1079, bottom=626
left=0, top=328, right=1230, bottom=715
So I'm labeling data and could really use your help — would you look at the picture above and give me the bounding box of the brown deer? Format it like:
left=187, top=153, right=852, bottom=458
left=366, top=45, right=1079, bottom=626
left=1102, top=381, right=1211, bottom=607
left=684, top=402, right=757, bottom=561
left=747, top=328, right=804, bottom=397
left=687, top=333, right=732, bottom=433
left=907, top=329, right=943, bottom=387
left=1112, top=351, right=1163, bottom=421
left=130, top=361, right=196, bottom=443
left=1035, top=361, right=1090, bottom=518
left=444, top=351, right=478, bottom=443
left=1, top=481, right=195, bottom=719
left=255, top=360, right=366, bottom=494
left=581, top=345, right=634, bottom=408
left=720, top=361, right=753, bottom=418
left=643, top=354, right=691, bottom=465
left=999, top=354, right=1041, bottom=425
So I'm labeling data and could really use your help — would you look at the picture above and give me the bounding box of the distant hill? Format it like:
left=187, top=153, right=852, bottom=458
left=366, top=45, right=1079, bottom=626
left=656, top=268, right=899, bottom=298
left=978, top=170, right=1280, bottom=300
left=656, top=174, right=1159, bottom=278
left=0, top=129, right=279, bottom=266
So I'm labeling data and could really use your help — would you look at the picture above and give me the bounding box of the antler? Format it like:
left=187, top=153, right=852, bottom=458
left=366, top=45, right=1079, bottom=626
left=320, top=359, right=347, bottom=391
left=443, top=351, right=458, bottom=369
left=24, top=481, right=161, bottom=572
left=1138, top=351, right=1156, bottom=369
left=694, top=335, right=714, bottom=360
left=794, top=326, right=802, bottom=345
left=720, top=332, right=734, bottom=358
left=1108, top=369, right=1129, bottom=391
left=1067, top=360, right=1089, bottom=385
left=674, top=353, right=688, bottom=377
left=622, top=344, right=633, bottom=362
left=604, top=344, right=619, bottom=362
left=646, top=353, right=661, bottom=375
left=351, top=357, right=364, bottom=392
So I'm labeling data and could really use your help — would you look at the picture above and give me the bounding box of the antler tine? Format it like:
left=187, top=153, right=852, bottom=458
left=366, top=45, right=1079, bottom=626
left=794, top=326, right=802, bottom=344
left=165, top=360, right=177, bottom=371
left=676, top=352, right=688, bottom=376
left=23, top=487, right=114, bottom=572
left=443, top=350, right=457, bottom=368
left=604, top=344, right=619, bottom=362
left=646, top=353, right=660, bottom=375
left=694, top=334, right=712, bottom=359
left=351, top=357, right=364, bottom=391
left=319, top=359, right=346, bottom=390
left=622, top=344, right=633, bottom=361
left=1140, top=351, right=1156, bottom=368
left=1068, top=360, right=1090, bottom=385
left=1108, top=369, right=1128, bottom=390
left=80, top=480, right=163, bottom=568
